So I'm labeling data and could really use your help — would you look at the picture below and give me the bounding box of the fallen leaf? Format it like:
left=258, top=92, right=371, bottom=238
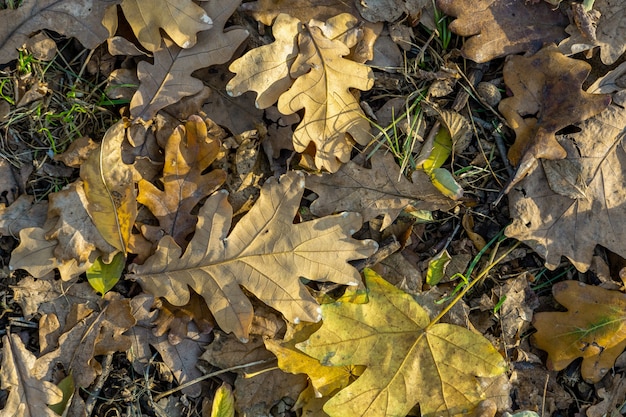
left=532, top=281, right=626, bottom=383
left=436, top=0, right=568, bottom=63
left=0, top=0, right=121, bottom=65
left=559, top=0, right=626, bottom=65
left=87, top=252, right=126, bottom=295
left=202, top=331, right=308, bottom=416
left=0, top=194, right=47, bottom=238
left=119, top=0, right=213, bottom=51
left=240, top=0, right=359, bottom=26
left=129, top=171, right=378, bottom=340
left=505, top=89, right=626, bottom=272
left=0, top=334, right=63, bottom=417
left=130, top=0, right=248, bottom=121
left=138, top=115, right=226, bottom=248
left=81, top=119, right=137, bottom=254
left=356, top=0, right=428, bottom=23
left=306, top=152, right=454, bottom=229
left=298, top=269, right=507, bottom=417
left=227, top=13, right=375, bottom=172
left=499, top=44, right=610, bottom=192
left=209, top=383, right=235, bottom=417
left=152, top=290, right=215, bottom=345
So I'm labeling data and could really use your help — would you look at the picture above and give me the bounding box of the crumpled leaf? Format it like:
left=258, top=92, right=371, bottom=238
left=0, top=334, right=63, bottom=417
left=0, top=0, right=121, bottom=65
left=356, top=0, right=427, bottom=23
left=532, top=281, right=626, bottom=383
left=138, top=115, right=226, bottom=248
left=499, top=44, right=610, bottom=193
left=240, top=0, right=359, bottom=26
left=306, top=152, right=454, bottom=229
left=0, top=194, right=47, bottom=237
left=119, top=0, right=213, bottom=52
left=81, top=119, right=137, bottom=254
left=436, top=0, right=568, bottom=63
left=129, top=171, right=378, bottom=340
left=297, top=269, right=507, bottom=417
left=227, top=13, right=374, bottom=172
left=130, top=0, right=248, bottom=121
left=559, top=0, right=626, bottom=65
left=505, top=89, right=626, bottom=272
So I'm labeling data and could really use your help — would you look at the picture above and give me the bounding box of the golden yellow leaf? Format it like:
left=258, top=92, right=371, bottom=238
left=80, top=119, right=137, bottom=253
left=532, top=281, right=626, bottom=383
left=209, top=383, right=235, bottom=417
left=298, top=269, right=507, bottom=417
left=119, top=0, right=212, bottom=52
left=129, top=172, right=378, bottom=340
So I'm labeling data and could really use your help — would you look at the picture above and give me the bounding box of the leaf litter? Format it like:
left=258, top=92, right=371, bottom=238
left=2, top=0, right=626, bottom=416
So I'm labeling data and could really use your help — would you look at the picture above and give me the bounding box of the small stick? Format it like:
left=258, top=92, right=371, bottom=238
left=85, top=352, right=114, bottom=416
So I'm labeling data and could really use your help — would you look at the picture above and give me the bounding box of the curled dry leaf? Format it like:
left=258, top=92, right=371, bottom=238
left=227, top=13, right=374, bottom=172
left=0, top=334, right=63, bottom=417
left=130, top=0, right=248, bottom=121
left=0, top=0, right=121, bottom=65
left=306, top=152, right=455, bottom=230
left=298, top=269, right=508, bottom=417
left=436, top=0, right=568, bottom=63
left=499, top=45, right=611, bottom=193
left=505, top=89, right=626, bottom=272
left=138, top=115, right=226, bottom=248
left=532, top=281, right=626, bottom=383
left=129, top=171, right=378, bottom=340
left=119, top=0, right=213, bottom=51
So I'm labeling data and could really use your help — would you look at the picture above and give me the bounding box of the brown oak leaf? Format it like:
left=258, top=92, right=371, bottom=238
left=506, top=89, right=626, bottom=272
left=138, top=115, right=226, bottom=248
left=499, top=44, right=611, bottom=193
left=306, top=152, right=455, bottom=229
left=436, top=0, right=568, bottom=63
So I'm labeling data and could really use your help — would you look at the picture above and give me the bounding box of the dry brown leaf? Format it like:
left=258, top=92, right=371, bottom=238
left=0, top=195, right=47, bottom=238
left=436, top=0, right=568, bottom=63
left=119, top=0, right=213, bottom=52
left=152, top=290, right=215, bottom=345
left=499, top=45, right=610, bottom=193
left=306, top=152, right=455, bottom=229
left=506, top=89, right=626, bottom=272
left=227, top=13, right=374, bottom=172
left=34, top=294, right=136, bottom=388
left=138, top=115, right=226, bottom=248
left=127, top=294, right=210, bottom=397
left=130, top=0, right=248, bottom=121
left=0, top=334, right=63, bottom=417
left=0, top=0, right=121, bottom=65
left=202, top=331, right=308, bottom=416
left=240, top=0, right=358, bottom=26
left=356, top=0, right=428, bottom=22
left=533, top=281, right=626, bottom=383
left=559, top=0, right=626, bottom=65
left=129, top=171, right=378, bottom=340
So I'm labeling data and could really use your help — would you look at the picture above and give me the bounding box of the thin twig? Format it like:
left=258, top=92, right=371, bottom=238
left=85, top=352, right=114, bottom=416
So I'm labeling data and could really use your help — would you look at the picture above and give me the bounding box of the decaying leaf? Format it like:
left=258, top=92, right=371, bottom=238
left=138, top=115, right=226, bottom=248
left=240, top=0, right=359, bottom=26
left=306, top=152, right=454, bottom=229
left=298, top=269, right=508, bottom=417
left=129, top=171, right=378, bottom=340
left=499, top=44, right=610, bottom=193
left=356, top=0, right=428, bottom=23
left=0, top=334, right=63, bottom=417
left=506, top=89, right=626, bottom=272
left=81, top=119, right=137, bottom=254
left=436, top=0, right=568, bottom=63
left=533, top=281, right=626, bottom=383
left=119, top=0, right=213, bottom=52
left=130, top=0, right=248, bottom=121
left=0, top=0, right=121, bottom=65
left=0, top=194, right=47, bottom=237
left=227, top=13, right=374, bottom=172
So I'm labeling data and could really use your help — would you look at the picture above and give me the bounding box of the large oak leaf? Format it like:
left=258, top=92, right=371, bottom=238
left=506, top=90, right=626, bottom=272
left=436, top=0, right=567, bottom=63
left=130, top=0, right=248, bottom=121
left=129, top=172, right=378, bottom=340
left=0, top=0, right=121, bottom=65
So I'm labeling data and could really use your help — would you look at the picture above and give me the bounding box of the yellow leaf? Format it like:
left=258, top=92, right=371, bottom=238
left=209, top=383, right=235, bottom=417
left=87, top=252, right=126, bottom=296
left=430, top=168, right=464, bottom=200
left=425, top=249, right=452, bottom=286
left=297, top=269, right=507, bottom=417
left=417, top=126, right=452, bottom=175
left=532, top=281, right=626, bottom=383
left=80, top=119, right=137, bottom=253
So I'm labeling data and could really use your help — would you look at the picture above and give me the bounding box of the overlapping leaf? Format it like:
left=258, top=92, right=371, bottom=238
left=227, top=13, right=374, bottom=172
left=533, top=281, right=626, bottom=383
left=298, top=269, right=507, bottom=417
left=129, top=172, right=378, bottom=340
left=130, top=0, right=248, bottom=121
